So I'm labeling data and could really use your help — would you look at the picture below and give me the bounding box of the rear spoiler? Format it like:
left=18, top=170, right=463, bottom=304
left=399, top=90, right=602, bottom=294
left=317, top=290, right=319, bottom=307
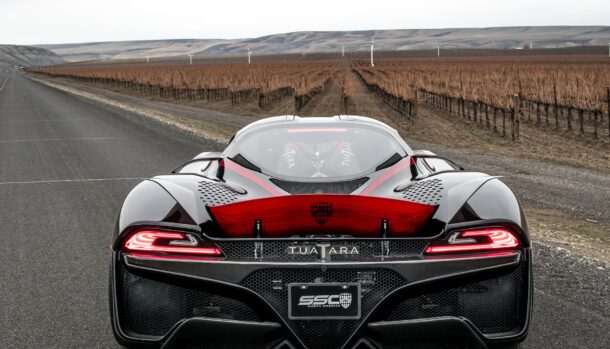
left=207, top=194, right=437, bottom=238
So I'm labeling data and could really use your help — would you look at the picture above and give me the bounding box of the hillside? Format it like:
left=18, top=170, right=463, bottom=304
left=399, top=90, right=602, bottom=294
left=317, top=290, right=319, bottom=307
left=38, top=26, right=610, bottom=62
left=0, top=45, right=64, bottom=66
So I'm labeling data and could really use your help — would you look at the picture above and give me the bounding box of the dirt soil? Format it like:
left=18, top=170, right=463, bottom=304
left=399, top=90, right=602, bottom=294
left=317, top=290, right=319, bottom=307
left=297, top=78, right=344, bottom=116
left=26, top=72, right=610, bottom=264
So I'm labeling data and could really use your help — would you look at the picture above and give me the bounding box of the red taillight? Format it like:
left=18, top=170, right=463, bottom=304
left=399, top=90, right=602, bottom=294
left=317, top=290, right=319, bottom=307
left=424, top=228, right=520, bottom=255
left=123, top=230, right=222, bottom=256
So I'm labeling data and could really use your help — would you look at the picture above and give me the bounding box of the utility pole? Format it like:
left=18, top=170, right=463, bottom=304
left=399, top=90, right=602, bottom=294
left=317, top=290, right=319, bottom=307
left=370, top=38, right=374, bottom=67
left=188, top=54, right=193, bottom=65
left=247, top=48, right=252, bottom=64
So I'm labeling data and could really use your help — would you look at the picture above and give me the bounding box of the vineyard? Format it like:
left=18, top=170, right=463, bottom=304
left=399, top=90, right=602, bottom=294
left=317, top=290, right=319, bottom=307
left=30, top=55, right=610, bottom=141
left=354, top=56, right=610, bottom=140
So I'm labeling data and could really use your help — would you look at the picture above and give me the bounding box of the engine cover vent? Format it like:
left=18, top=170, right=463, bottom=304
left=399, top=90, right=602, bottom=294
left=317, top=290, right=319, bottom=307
left=198, top=181, right=239, bottom=206
left=270, top=177, right=369, bottom=194
left=401, top=178, right=444, bottom=205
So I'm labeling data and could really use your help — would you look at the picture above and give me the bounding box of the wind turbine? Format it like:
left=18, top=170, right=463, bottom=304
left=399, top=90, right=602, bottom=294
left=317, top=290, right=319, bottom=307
left=360, top=38, right=375, bottom=67
left=370, top=38, right=374, bottom=67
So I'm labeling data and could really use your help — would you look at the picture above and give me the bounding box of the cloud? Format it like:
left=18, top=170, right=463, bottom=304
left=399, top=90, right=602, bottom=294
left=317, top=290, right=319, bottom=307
left=0, top=0, right=608, bottom=45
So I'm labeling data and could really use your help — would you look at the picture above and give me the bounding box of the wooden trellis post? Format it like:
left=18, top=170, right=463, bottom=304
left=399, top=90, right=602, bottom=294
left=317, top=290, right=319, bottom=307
left=554, top=82, right=559, bottom=128
left=412, top=88, right=419, bottom=121
left=593, top=111, right=598, bottom=139
left=512, top=94, right=520, bottom=141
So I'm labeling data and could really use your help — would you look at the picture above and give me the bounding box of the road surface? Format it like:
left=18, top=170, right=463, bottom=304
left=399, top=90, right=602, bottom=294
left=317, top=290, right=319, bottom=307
left=0, top=71, right=608, bottom=348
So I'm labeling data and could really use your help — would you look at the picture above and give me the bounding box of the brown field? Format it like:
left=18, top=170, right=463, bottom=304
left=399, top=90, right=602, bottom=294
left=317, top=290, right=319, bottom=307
left=32, top=54, right=610, bottom=143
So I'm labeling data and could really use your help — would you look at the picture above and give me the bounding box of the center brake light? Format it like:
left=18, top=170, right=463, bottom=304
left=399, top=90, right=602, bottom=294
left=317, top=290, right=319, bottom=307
left=424, top=228, right=520, bottom=255
left=123, top=230, right=223, bottom=257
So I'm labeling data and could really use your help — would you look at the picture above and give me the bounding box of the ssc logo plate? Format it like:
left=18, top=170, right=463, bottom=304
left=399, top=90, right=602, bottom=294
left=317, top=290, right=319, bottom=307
left=288, top=283, right=361, bottom=320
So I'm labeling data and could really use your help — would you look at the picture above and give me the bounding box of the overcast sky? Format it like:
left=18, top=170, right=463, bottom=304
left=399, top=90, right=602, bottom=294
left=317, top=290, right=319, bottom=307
left=1, top=0, right=608, bottom=45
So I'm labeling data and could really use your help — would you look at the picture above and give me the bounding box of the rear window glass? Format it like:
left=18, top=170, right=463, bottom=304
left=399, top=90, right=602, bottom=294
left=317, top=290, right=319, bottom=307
left=227, top=124, right=406, bottom=180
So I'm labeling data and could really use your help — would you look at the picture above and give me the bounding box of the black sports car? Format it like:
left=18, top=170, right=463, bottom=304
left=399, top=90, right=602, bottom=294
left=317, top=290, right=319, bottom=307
left=110, top=115, right=532, bottom=349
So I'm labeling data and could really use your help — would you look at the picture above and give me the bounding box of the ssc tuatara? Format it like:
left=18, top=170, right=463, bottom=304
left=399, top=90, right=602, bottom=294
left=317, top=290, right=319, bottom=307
left=110, top=115, right=532, bottom=349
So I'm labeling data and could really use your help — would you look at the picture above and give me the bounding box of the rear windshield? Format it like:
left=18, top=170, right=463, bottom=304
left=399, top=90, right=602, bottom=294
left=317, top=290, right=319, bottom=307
left=226, top=124, right=406, bottom=180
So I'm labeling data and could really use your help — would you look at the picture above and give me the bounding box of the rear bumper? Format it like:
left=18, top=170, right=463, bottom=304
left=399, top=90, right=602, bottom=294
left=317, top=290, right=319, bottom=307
left=110, top=249, right=532, bottom=349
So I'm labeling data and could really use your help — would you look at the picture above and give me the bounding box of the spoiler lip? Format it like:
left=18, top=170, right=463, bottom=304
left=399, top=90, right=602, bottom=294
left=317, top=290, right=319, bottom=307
left=206, top=194, right=437, bottom=238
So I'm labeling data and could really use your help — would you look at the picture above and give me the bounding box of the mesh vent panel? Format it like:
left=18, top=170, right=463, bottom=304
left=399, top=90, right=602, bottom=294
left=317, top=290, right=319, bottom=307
left=401, top=178, right=444, bottom=205
left=383, top=264, right=526, bottom=334
left=269, top=177, right=369, bottom=194
left=241, top=268, right=406, bottom=348
left=198, top=180, right=239, bottom=206
left=117, top=264, right=260, bottom=337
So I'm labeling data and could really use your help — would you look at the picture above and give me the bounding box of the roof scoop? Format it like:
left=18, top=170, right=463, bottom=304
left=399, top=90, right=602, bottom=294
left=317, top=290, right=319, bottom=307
left=207, top=194, right=437, bottom=238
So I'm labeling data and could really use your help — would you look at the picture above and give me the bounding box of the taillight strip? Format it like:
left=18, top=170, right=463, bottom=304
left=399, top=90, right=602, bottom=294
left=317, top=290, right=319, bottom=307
left=124, top=230, right=223, bottom=256
left=425, top=228, right=520, bottom=255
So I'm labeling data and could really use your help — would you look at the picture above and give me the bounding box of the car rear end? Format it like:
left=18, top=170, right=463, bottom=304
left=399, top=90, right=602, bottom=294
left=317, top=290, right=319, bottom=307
left=110, top=204, right=531, bottom=349
left=110, top=117, right=531, bottom=348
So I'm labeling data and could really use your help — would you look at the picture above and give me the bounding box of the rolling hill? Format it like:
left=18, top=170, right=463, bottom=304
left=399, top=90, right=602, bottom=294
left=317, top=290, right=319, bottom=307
left=38, top=26, right=610, bottom=62
left=0, top=44, right=64, bottom=66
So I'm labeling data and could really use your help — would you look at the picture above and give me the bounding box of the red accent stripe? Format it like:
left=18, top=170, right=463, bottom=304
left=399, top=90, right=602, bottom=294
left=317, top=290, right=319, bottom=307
left=224, top=158, right=282, bottom=196
left=360, top=157, right=409, bottom=196
left=128, top=253, right=223, bottom=261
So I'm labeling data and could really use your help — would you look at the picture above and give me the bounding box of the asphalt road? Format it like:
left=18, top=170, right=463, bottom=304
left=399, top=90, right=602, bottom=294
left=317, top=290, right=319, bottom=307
left=0, top=72, right=608, bottom=348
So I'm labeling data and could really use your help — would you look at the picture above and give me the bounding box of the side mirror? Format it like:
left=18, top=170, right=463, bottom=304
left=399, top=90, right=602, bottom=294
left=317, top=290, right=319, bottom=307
left=411, top=150, right=437, bottom=156
left=193, top=151, right=222, bottom=160
left=409, top=151, right=463, bottom=180
left=173, top=152, right=224, bottom=174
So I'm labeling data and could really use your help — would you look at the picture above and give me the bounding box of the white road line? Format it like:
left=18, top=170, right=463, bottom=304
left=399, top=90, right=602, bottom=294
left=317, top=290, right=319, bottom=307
left=0, top=72, right=10, bottom=91
left=0, top=118, right=90, bottom=124
left=0, top=136, right=132, bottom=143
left=0, top=177, right=144, bottom=186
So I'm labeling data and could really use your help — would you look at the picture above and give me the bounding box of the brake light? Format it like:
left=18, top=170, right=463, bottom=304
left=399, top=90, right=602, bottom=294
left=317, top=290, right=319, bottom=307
left=123, top=230, right=222, bottom=256
left=287, top=128, right=346, bottom=133
left=424, top=228, right=520, bottom=255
